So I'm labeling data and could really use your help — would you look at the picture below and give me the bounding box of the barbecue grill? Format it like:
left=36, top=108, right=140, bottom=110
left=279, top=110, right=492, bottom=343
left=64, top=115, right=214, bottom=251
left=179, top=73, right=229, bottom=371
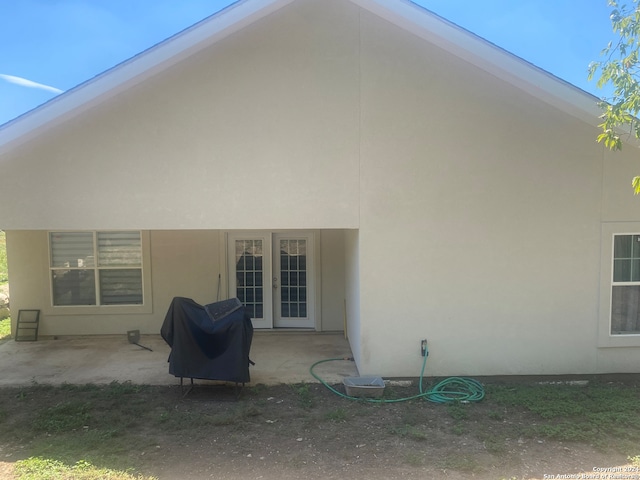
left=161, top=297, right=254, bottom=393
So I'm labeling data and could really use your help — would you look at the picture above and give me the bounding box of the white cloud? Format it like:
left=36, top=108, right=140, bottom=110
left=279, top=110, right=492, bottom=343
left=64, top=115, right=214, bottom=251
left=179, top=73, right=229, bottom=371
left=0, top=73, right=63, bottom=94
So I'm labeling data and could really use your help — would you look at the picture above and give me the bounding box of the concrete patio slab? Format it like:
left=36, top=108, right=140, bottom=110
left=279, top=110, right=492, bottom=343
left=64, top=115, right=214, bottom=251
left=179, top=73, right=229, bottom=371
left=0, top=332, right=358, bottom=387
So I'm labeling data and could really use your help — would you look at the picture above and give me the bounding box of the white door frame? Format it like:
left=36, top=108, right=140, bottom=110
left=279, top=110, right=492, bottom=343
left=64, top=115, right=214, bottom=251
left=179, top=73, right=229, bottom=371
left=227, top=232, right=273, bottom=329
left=225, top=230, right=318, bottom=330
left=273, top=232, right=315, bottom=329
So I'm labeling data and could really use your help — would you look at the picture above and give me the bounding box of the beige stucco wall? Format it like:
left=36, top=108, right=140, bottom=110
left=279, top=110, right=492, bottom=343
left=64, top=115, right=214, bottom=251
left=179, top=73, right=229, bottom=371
left=0, top=0, right=361, bottom=230
left=6, top=229, right=347, bottom=335
left=344, top=229, right=361, bottom=366
left=319, top=230, right=348, bottom=331
left=602, top=147, right=640, bottom=222
left=355, top=10, right=640, bottom=377
left=4, top=0, right=640, bottom=376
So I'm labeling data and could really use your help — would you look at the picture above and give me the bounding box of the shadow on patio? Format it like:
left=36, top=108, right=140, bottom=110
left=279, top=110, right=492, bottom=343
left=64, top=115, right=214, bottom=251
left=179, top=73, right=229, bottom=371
left=0, top=332, right=358, bottom=387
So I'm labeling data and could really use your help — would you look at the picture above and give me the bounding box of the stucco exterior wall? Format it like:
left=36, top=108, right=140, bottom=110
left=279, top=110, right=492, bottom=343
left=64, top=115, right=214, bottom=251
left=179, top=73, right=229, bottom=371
left=0, top=0, right=361, bottom=230
left=6, top=229, right=347, bottom=335
left=4, top=0, right=640, bottom=376
left=319, top=229, right=348, bottom=331
left=602, top=147, right=640, bottom=223
left=344, top=229, right=361, bottom=365
left=356, top=11, right=640, bottom=376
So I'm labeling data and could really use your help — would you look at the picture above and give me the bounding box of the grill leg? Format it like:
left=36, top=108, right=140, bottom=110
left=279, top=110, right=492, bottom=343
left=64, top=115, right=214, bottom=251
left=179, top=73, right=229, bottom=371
left=234, top=382, right=245, bottom=400
left=180, top=377, right=194, bottom=396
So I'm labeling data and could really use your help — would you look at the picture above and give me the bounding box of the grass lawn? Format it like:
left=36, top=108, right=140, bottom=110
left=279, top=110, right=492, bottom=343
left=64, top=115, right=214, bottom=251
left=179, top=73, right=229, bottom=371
left=0, top=379, right=639, bottom=479
left=0, top=230, right=7, bottom=284
left=0, top=318, right=10, bottom=340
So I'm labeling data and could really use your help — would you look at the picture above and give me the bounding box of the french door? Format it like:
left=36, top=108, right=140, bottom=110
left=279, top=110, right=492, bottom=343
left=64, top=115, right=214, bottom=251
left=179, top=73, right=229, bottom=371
left=227, top=232, right=315, bottom=329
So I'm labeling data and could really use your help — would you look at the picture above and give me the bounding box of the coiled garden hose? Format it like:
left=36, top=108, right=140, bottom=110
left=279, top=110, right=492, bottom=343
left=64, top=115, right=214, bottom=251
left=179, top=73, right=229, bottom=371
left=309, top=350, right=485, bottom=404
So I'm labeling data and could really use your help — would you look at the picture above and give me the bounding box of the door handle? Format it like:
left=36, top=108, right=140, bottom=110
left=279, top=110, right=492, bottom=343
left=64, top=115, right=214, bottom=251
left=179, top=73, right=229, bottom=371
left=273, top=277, right=278, bottom=289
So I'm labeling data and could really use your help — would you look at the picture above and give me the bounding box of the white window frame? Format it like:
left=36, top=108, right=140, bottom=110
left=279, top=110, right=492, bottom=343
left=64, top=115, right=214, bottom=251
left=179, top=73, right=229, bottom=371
left=46, top=230, right=152, bottom=315
left=599, top=223, right=640, bottom=347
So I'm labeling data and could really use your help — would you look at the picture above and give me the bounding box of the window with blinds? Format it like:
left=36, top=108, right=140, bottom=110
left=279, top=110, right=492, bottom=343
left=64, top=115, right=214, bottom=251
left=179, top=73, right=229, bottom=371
left=50, top=231, right=143, bottom=306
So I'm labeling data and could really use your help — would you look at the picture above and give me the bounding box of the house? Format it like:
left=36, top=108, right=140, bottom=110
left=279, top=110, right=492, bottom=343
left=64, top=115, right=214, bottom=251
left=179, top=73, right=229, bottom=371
left=2, top=0, right=640, bottom=378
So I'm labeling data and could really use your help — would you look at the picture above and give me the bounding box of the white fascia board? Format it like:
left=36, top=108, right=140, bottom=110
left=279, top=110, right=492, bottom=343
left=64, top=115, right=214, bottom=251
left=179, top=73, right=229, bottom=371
left=353, top=0, right=604, bottom=128
left=0, top=0, right=295, bottom=157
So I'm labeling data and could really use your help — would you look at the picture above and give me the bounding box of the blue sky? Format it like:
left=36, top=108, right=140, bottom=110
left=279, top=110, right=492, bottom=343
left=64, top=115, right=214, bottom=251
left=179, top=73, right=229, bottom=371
left=0, top=0, right=617, bottom=126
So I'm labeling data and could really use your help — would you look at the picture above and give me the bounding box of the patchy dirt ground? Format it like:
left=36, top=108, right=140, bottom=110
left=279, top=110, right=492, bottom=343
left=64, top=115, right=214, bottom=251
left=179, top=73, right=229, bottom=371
left=0, top=382, right=635, bottom=480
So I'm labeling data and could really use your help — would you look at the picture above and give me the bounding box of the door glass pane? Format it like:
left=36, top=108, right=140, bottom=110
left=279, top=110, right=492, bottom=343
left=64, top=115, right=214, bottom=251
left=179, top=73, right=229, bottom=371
left=279, top=239, right=307, bottom=318
left=235, top=239, right=264, bottom=319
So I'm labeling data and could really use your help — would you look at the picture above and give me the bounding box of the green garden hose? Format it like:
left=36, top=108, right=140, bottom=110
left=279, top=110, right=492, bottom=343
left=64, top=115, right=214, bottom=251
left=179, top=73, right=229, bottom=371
left=309, top=349, right=485, bottom=404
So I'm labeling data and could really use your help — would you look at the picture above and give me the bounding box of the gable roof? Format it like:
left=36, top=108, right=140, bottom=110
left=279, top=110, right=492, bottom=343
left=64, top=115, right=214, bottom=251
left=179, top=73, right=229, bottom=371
left=0, top=0, right=603, bottom=157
